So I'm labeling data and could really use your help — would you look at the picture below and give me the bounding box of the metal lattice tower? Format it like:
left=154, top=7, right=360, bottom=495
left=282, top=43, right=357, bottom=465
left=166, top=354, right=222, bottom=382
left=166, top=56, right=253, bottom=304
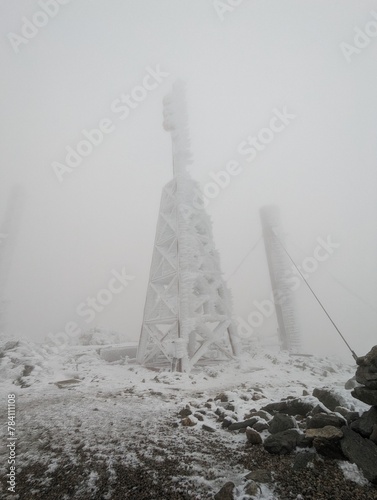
left=260, top=205, right=301, bottom=353
left=137, top=82, right=239, bottom=372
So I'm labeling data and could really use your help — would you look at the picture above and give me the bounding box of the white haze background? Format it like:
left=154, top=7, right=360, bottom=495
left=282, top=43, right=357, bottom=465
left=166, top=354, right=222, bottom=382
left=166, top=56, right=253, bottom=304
left=0, top=0, right=376, bottom=359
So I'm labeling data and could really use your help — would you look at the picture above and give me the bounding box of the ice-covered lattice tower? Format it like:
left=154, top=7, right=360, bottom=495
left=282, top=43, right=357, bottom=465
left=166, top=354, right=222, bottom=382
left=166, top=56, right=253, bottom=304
left=260, top=205, right=301, bottom=353
left=137, top=83, right=239, bottom=372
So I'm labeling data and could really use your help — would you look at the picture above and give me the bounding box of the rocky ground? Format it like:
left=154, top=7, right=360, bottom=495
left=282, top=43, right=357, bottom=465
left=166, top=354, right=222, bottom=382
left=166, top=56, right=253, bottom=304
left=1, top=340, right=377, bottom=499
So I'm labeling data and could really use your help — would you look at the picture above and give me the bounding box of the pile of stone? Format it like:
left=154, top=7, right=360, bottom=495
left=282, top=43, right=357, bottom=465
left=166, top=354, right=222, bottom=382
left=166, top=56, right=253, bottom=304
left=230, top=345, right=377, bottom=487
left=214, top=346, right=377, bottom=498
left=352, top=345, right=377, bottom=406
left=176, top=347, right=377, bottom=498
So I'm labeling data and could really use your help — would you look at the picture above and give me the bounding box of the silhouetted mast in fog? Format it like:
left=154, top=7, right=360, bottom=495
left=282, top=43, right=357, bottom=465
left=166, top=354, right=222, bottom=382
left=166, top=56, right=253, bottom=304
left=260, top=205, right=301, bottom=353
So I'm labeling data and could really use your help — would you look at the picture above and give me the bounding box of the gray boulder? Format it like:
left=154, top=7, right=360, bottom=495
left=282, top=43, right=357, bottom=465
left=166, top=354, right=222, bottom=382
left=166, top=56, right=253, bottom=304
left=244, top=469, right=272, bottom=483
left=179, top=407, right=192, bottom=418
left=269, top=413, right=297, bottom=434
left=350, top=407, right=377, bottom=438
left=244, top=481, right=260, bottom=496
left=355, top=365, right=377, bottom=389
left=370, top=424, right=377, bottom=444
left=261, top=398, right=315, bottom=417
left=248, top=409, right=272, bottom=421
left=253, top=420, right=269, bottom=432
left=264, top=429, right=301, bottom=455
left=306, top=426, right=345, bottom=459
left=306, top=426, right=344, bottom=440
left=356, top=345, right=377, bottom=370
left=345, top=376, right=360, bottom=390
left=334, top=406, right=360, bottom=425
left=214, top=481, right=235, bottom=500
left=245, top=427, right=262, bottom=445
left=355, top=346, right=377, bottom=389
left=351, top=386, right=377, bottom=406
left=306, top=412, right=345, bottom=429
left=340, top=426, right=377, bottom=484
left=228, top=418, right=258, bottom=431
left=222, top=417, right=234, bottom=429
left=312, top=387, right=346, bottom=411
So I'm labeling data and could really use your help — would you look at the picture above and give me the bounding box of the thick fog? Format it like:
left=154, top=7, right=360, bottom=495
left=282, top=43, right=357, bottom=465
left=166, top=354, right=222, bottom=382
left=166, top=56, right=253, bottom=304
left=0, top=0, right=376, bottom=359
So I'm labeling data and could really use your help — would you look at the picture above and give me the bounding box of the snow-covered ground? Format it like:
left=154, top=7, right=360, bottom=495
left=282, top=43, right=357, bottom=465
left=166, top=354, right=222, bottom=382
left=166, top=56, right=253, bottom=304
left=0, top=337, right=374, bottom=499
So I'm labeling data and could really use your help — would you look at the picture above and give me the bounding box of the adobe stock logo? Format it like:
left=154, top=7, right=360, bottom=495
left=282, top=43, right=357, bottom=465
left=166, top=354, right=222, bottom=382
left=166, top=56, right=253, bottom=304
left=51, top=65, right=170, bottom=183
left=46, top=267, right=135, bottom=349
left=192, top=106, right=296, bottom=209
left=340, top=11, right=377, bottom=62
left=7, top=0, right=72, bottom=54
left=211, top=0, right=245, bottom=22
left=234, top=235, right=340, bottom=340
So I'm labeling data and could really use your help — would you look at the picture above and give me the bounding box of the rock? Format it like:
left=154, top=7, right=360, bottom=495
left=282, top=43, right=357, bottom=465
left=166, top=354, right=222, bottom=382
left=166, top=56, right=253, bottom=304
left=345, top=376, right=359, bottom=390
left=296, top=432, right=314, bottom=448
left=226, top=403, right=236, bottom=412
left=355, top=366, right=377, bottom=389
left=247, top=410, right=272, bottom=421
left=356, top=345, right=377, bottom=369
left=312, top=387, right=346, bottom=411
left=182, top=415, right=197, bottom=426
left=228, top=418, right=258, bottom=431
left=54, top=379, right=81, bottom=389
left=269, top=413, right=297, bottom=434
left=264, top=429, right=301, bottom=455
left=313, top=437, right=345, bottom=459
left=252, top=392, right=265, bottom=401
left=245, top=427, right=262, bottom=445
left=214, top=481, right=235, bottom=500
left=202, top=424, right=216, bottom=433
left=261, top=398, right=315, bottom=417
left=2, top=340, right=19, bottom=351
left=340, top=426, right=377, bottom=484
left=215, top=407, right=225, bottom=417
left=305, top=426, right=345, bottom=459
left=306, top=425, right=343, bottom=440
left=245, top=469, right=272, bottom=483
left=22, top=364, right=34, bottom=376
left=292, top=451, right=315, bottom=470
left=306, top=412, right=345, bottom=429
left=244, top=480, right=260, bottom=496
left=215, top=393, right=229, bottom=402
left=222, top=417, right=234, bottom=429
left=350, top=407, right=377, bottom=437
left=194, top=413, right=204, bottom=421
left=334, top=406, right=360, bottom=424
left=310, top=404, right=330, bottom=415
left=253, top=420, right=269, bottom=432
left=351, top=386, right=377, bottom=406
left=179, top=407, right=192, bottom=418
left=370, top=424, right=377, bottom=444
left=355, top=346, right=377, bottom=390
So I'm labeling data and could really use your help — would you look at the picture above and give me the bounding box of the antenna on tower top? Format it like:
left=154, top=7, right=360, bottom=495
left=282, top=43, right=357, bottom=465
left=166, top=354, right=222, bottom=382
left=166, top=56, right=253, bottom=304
left=162, top=80, right=193, bottom=176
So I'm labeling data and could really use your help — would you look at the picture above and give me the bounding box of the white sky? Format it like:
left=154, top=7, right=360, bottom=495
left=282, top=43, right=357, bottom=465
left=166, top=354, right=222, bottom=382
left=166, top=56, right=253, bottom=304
left=0, top=0, right=376, bottom=359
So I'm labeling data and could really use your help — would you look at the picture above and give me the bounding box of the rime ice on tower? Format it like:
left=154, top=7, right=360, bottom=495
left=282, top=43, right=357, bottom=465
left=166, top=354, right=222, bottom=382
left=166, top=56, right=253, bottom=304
left=260, top=205, right=301, bottom=353
left=137, top=82, right=239, bottom=372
